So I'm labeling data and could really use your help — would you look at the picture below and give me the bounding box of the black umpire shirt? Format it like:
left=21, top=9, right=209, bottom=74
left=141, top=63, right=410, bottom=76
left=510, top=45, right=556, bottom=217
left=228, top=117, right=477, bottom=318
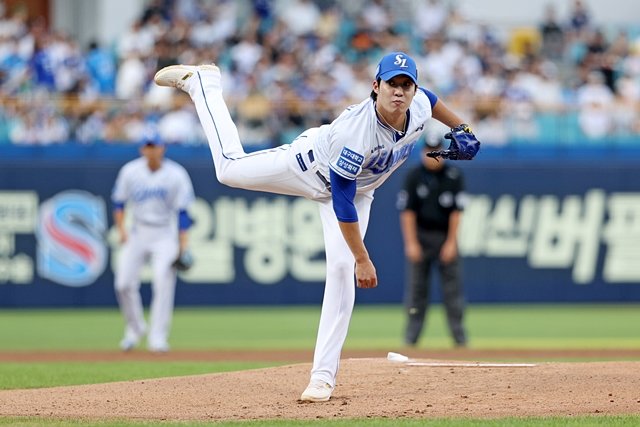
left=397, top=163, right=465, bottom=233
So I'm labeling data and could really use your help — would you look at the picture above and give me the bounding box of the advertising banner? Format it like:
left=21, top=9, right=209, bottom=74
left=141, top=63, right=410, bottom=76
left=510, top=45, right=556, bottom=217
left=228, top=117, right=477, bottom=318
left=1, top=145, right=639, bottom=306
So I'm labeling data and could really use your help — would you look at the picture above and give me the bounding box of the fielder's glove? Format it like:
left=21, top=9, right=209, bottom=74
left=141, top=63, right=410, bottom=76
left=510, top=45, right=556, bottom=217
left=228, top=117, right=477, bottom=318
left=173, top=249, right=194, bottom=272
left=426, top=124, right=481, bottom=161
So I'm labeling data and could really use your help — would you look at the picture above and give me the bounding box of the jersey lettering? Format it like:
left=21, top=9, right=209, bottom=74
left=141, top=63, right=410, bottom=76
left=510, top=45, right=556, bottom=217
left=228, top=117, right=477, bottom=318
left=336, top=157, right=360, bottom=175
left=340, top=147, right=364, bottom=165
left=336, top=147, right=364, bottom=175
left=367, top=143, right=416, bottom=175
left=131, top=187, right=168, bottom=203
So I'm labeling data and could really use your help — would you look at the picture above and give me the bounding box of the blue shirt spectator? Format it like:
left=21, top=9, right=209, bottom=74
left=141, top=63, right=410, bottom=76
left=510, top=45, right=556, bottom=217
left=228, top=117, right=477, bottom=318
left=85, top=41, right=116, bottom=95
left=30, top=42, right=56, bottom=91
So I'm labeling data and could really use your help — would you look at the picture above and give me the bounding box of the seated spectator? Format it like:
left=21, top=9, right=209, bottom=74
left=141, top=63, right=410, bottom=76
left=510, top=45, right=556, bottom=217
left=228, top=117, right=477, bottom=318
left=115, top=52, right=147, bottom=100
left=612, top=71, right=640, bottom=136
left=157, top=96, right=205, bottom=145
left=276, top=0, right=320, bottom=37
left=118, top=19, right=155, bottom=59
left=412, top=0, right=447, bottom=39
left=472, top=101, right=509, bottom=146
left=576, top=71, right=614, bottom=139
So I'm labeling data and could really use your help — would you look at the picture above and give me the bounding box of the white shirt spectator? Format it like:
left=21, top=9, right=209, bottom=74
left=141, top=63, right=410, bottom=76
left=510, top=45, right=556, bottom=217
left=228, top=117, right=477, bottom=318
left=621, top=40, right=640, bottom=78
left=612, top=74, right=640, bottom=134
left=446, top=8, right=481, bottom=45
left=0, top=9, right=27, bottom=38
left=474, top=68, right=504, bottom=98
left=230, top=35, right=263, bottom=75
left=276, top=0, right=320, bottom=36
left=576, top=72, right=615, bottom=139
left=189, top=2, right=237, bottom=47
left=329, top=58, right=359, bottom=100
left=158, top=105, right=204, bottom=145
left=420, top=46, right=455, bottom=93
left=144, top=84, right=175, bottom=110
left=122, top=113, right=148, bottom=143
left=311, top=38, right=339, bottom=72
left=115, top=54, right=147, bottom=100
left=474, top=111, right=509, bottom=146
left=413, top=0, right=448, bottom=38
left=118, top=20, right=155, bottom=58
left=362, top=0, right=390, bottom=33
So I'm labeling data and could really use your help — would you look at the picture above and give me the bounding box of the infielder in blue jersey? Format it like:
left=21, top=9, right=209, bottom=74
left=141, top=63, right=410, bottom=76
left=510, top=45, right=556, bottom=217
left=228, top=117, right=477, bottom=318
left=112, top=132, right=195, bottom=353
left=154, top=51, right=479, bottom=400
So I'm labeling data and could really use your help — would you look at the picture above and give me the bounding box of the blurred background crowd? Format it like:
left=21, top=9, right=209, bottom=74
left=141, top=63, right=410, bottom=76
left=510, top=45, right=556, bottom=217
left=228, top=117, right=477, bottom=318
left=0, top=0, right=639, bottom=148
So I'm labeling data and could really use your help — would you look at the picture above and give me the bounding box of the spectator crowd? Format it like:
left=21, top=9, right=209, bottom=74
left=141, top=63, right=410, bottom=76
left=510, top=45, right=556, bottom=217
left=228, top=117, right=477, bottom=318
left=0, top=0, right=639, bottom=147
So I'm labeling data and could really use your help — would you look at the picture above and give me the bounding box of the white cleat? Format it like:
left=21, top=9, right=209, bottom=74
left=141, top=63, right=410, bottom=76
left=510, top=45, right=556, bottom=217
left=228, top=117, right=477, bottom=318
left=119, top=336, right=140, bottom=352
left=153, top=64, right=219, bottom=92
left=148, top=343, right=170, bottom=354
left=119, top=328, right=146, bottom=352
left=300, top=379, right=334, bottom=402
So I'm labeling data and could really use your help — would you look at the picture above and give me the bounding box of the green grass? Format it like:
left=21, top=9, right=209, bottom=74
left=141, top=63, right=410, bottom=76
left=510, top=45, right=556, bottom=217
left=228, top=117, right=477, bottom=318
left=1, top=304, right=639, bottom=351
left=0, top=361, right=275, bottom=390
left=1, top=304, right=639, bottom=426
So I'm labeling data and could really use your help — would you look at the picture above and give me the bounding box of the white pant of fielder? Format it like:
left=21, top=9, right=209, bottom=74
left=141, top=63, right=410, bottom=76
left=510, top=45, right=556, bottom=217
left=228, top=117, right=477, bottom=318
left=115, top=223, right=179, bottom=351
left=186, top=67, right=373, bottom=387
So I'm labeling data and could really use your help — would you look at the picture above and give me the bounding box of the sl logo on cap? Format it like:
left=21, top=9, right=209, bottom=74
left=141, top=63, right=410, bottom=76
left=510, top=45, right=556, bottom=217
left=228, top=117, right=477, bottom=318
left=394, top=54, right=409, bottom=68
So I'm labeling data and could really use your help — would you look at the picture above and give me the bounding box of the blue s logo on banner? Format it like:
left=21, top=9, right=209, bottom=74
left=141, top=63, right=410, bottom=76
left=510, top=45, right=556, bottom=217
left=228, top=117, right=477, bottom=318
left=36, top=191, right=108, bottom=287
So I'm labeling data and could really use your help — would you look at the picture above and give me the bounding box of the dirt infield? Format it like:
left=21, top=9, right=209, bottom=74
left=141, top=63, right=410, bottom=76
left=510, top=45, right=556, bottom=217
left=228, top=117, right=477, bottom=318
left=1, top=349, right=639, bottom=422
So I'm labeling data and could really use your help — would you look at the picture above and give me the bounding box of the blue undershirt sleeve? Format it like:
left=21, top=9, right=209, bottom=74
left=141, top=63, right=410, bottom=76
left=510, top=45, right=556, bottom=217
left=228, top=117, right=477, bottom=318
left=112, top=201, right=125, bottom=212
left=329, top=169, right=358, bottom=222
left=419, top=87, right=439, bottom=109
left=178, top=209, right=193, bottom=231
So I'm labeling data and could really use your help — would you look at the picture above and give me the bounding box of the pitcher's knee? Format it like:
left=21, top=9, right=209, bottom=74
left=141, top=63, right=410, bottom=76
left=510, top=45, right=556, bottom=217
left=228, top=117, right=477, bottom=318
left=215, top=169, right=248, bottom=189
left=215, top=167, right=232, bottom=185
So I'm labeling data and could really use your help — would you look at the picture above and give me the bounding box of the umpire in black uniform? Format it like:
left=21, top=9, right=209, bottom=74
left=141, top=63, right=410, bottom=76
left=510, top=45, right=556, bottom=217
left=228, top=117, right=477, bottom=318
left=397, top=137, right=468, bottom=347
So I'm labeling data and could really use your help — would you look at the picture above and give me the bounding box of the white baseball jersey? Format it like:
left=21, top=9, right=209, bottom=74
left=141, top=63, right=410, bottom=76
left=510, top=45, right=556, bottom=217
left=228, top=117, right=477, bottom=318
left=112, top=157, right=195, bottom=228
left=307, top=89, right=433, bottom=193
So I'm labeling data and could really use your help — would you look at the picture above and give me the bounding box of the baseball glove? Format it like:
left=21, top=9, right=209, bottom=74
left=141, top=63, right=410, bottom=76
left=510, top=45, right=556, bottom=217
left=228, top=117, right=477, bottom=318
left=426, top=124, right=481, bottom=160
left=173, top=249, right=194, bottom=272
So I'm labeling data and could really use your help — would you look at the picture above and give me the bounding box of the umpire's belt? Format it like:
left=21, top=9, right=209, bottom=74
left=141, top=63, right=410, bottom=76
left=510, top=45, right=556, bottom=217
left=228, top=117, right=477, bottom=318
left=296, top=149, right=331, bottom=190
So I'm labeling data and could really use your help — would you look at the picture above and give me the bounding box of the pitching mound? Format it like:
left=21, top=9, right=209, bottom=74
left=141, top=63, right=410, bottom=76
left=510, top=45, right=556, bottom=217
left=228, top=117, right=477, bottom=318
left=1, top=357, right=639, bottom=422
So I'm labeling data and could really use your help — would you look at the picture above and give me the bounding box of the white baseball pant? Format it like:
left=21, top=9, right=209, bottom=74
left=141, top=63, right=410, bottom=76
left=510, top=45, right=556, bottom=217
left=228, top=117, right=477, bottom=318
left=115, top=223, right=179, bottom=349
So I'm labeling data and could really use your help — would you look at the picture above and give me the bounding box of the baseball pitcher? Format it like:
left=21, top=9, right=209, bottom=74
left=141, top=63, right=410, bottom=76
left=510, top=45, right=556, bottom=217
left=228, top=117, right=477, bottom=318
left=154, top=51, right=479, bottom=399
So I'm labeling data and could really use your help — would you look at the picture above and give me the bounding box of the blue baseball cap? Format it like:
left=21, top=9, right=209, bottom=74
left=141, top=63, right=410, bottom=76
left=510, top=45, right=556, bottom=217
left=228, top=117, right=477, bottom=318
left=375, top=52, right=418, bottom=84
left=139, top=127, right=164, bottom=146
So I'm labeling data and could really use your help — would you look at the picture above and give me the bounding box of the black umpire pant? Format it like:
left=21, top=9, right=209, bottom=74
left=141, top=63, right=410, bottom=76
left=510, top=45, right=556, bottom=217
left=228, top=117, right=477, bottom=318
left=404, top=229, right=467, bottom=346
